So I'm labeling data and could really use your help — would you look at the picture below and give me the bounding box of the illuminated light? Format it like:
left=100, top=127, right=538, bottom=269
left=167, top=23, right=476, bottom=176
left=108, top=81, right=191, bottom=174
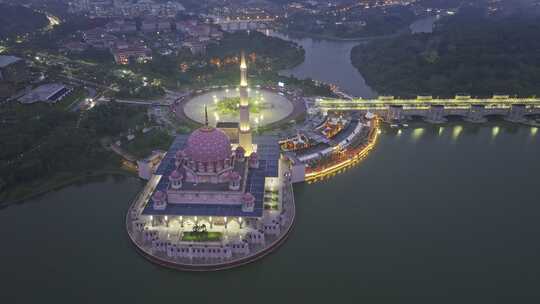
left=305, top=119, right=380, bottom=181
left=531, top=127, right=538, bottom=136
left=452, top=125, right=463, bottom=140
left=492, top=126, right=500, bottom=139
left=164, top=216, right=168, bottom=221
left=397, top=129, right=402, bottom=136
left=438, top=127, right=444, bottom=136
left=411, top=128, right=425, bottom=141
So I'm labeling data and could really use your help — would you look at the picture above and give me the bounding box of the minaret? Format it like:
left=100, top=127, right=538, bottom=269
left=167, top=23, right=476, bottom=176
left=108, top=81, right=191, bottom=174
left=238, top=51, right=252, bottom=154
left=204, top=104, right=209, bottom=127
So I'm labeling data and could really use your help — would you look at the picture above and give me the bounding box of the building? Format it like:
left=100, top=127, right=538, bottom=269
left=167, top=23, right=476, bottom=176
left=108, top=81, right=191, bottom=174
left=126, top=53, right=295, bottom=269
left=82, top=28, right=118, bottom=49
left=141, top=18, right=172, bottom=33
left=105, top=20, right=137, bottom=34
left=18, top=83, right=73, bottom=104
left=139, top=54, right=280, bottom=239
left=182, top=40, right=207, bottom=55
left=111, top=41, right=152, bottom=65
left=0, top=56, right=27, bottom=84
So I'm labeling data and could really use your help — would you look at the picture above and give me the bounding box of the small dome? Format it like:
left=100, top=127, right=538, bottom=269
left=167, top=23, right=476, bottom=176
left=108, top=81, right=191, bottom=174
left=235, top=146, right=246, bottom=158
left=169, top=169, right=184, bottom=180
left=153, top=190, right=166, bottom=202
left=185, top=127, right=231, bottom=163
left=242, top=192, right=255, bottom=203
left=226, top=171, right=241, bottom=181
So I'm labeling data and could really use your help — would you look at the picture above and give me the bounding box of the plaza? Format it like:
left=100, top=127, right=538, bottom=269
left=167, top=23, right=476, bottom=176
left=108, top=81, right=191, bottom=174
left=182, top=88, right=296, bottom=128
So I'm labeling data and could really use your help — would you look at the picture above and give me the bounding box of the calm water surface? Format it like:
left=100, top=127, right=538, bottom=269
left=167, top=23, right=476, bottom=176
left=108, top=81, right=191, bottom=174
left=269, top=16, right=437, bottom=98
left=2, top=122, right=540, bottom=303
left=270, top=31, right=377, bottom=98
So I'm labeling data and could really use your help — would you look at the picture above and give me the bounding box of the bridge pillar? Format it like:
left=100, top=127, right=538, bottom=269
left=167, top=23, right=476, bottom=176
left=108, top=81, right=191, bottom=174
left=505, top=104, right=527, bottom=123
left=386, top=105, right=403, bottom=122
left=425, top=105, right=447, bottom=124
left=465, top=105, right=487, bottom=123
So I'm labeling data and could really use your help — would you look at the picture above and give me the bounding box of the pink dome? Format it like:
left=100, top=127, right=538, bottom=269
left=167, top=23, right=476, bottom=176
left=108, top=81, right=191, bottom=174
left=169, top=169, right=184, bottom=180
left=185, top=127, right=231, bottom=163
left=153, top=190, right=166, bottom=202
left=242, top=193, right=255, bottom=203
left=227, top=171, right=241, bottom=181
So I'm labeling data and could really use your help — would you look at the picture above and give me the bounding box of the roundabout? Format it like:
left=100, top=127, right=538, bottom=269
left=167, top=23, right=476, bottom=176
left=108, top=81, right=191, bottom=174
left=179, top=87, right=304, bottom=129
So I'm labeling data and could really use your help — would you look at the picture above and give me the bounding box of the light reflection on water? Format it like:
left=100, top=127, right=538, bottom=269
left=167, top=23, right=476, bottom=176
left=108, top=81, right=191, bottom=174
left=452, top=125, right=463, bottom=140
left=492, top=126, right=500, bottom=139
left=411, top=128, right=425, bottom=141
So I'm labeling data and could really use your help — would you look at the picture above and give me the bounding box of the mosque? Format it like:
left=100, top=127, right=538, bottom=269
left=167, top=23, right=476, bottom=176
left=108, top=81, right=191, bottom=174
left=127, top=52, right=292, bottom=268
left=143, top=51, right=278, bottom=220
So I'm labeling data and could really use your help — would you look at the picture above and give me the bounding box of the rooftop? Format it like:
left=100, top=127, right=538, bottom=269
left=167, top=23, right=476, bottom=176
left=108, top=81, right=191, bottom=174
left=142, top=135, right=280, bottom=218
left=18, top=83, right=69, bottom=104
left=0, top=55, right=22, bottom=68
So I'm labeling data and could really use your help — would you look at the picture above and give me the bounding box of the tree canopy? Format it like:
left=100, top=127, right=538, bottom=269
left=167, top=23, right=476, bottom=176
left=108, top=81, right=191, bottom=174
left=351, top=10, right=540, bottom=98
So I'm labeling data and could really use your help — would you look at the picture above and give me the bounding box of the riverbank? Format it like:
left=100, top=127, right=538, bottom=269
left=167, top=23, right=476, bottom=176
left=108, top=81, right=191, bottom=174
left=0, top=168, right=136, bottom=207
left=278, top=27, right=411, bottom=42
left=2, top=123, right=540, bottom=301
left=350, top=12, right=540, bottom=98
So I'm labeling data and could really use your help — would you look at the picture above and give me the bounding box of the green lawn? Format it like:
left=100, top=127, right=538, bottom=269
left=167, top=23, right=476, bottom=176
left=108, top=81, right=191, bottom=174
left=182, top=231, right=223, bottom=242
left=216, top=97, right=262, bottom=115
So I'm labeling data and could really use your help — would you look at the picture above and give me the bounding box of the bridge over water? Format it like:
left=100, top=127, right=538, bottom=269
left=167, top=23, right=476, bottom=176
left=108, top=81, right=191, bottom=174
left=212, top=17, right=274, bottom=32
left=318, top=95, right=540, bottom=123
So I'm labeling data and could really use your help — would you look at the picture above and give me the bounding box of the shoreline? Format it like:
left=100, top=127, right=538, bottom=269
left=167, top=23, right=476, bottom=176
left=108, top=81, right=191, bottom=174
left=0, top=168, right=136, bottom=207
left=277, top=27, right=411, bottom=42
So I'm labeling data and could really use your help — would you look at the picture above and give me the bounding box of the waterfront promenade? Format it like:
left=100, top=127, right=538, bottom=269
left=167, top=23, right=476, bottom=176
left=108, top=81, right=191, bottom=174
left=305, top=118, right=380, bottom=182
